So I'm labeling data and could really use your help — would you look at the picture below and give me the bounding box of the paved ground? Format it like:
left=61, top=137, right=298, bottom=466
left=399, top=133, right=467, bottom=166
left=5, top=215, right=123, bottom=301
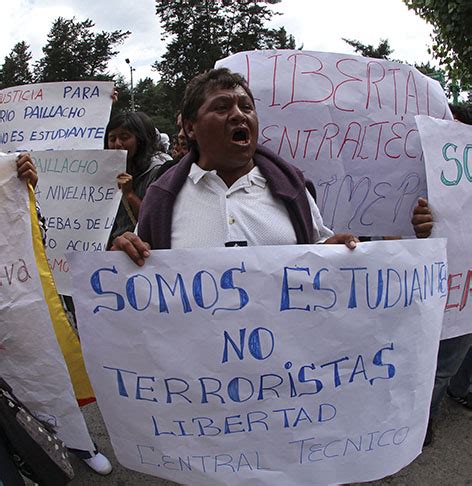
left=58, top=396, right=472, bottom=485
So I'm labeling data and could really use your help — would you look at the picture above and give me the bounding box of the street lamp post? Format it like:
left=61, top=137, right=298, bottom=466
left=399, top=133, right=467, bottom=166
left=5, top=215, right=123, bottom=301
left=125, top=58, right=136, bottom=111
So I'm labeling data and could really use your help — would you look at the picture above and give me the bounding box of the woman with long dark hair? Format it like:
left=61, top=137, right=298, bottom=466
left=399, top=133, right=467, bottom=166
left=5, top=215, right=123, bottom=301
left=105, top=111, right=170, bottom=242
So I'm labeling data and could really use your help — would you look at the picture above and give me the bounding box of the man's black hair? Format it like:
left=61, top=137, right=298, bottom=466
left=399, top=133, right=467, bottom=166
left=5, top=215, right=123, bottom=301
left=449, top=103, right=472, bottom=125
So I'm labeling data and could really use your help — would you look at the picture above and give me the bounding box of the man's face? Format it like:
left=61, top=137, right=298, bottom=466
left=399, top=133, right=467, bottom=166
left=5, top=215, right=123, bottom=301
left=184, top=85, right=258, bottom=173
left=176, top=113, right=188, bottom=156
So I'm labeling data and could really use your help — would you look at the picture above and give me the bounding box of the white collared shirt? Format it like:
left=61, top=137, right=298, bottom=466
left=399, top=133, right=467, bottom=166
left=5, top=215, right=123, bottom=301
left=171, top=163, right=333, bottom=248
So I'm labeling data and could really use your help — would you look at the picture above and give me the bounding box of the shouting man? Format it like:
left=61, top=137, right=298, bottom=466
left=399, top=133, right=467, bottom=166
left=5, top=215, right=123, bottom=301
left=112, top=68, right=357, bottom=261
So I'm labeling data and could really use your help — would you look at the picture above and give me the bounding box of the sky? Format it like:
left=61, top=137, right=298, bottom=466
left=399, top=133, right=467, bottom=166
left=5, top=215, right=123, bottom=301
left=1, top=0, right=435, bottom=84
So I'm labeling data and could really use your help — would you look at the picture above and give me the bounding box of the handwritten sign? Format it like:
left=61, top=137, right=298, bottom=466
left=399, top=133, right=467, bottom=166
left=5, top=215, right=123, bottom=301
left=69, top=240, right=446, bottom=485
left=0, top=154, right=94, bottom=451
left=216, top=50, right=452, bottom=236
left=0, top=81, right=114, bottom=152
left=31, top=149, right=126, bottom=295
left=416, top=115, right=472, bottom=339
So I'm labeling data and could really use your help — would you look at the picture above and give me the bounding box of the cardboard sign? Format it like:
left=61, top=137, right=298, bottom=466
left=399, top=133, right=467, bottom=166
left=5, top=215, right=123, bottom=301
left=0, top=154, right=94, bottom=451
left=69, top=240, right=446, bottom=485
left=416, top=115, right=472, bottom=339
left=32, top=149, right=126, bottom=295
left=216, top=50, right=451, bottom=236
left=0, top=81, right=114, bottom=151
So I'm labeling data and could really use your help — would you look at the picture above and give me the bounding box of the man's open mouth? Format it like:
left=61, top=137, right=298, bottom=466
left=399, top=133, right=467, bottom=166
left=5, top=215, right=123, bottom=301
left=231, top=128, right=250, bottom=144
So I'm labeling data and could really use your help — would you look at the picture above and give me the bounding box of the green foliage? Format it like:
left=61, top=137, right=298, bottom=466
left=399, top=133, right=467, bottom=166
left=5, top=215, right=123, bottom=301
left=403, top=0, right=472, bottom=84
left=110, top=75, right=132, bottom=115
left=0, top=41, right=33, bottom=89
left=413, top=61, right=465, bottom=101
left=342, top=38, right=394, bottom=59
left=342, top=37, right=464, bottom=101
left=35, top=17, right=129, bottom=82
left=153, top=0, right=295, bottom=117
left=110, top=76, right=175, bottom=135
left=415, top=61, right=446, bottom=86
left=134, top=78, right=175, bottom=135
left=266, top=26, right=296, bottom=50
left=0, top=5, right=296, bottom=136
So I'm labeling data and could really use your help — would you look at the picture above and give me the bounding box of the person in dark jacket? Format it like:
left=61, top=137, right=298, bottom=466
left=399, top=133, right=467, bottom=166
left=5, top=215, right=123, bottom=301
left=111, top=68, right=357, bottom=263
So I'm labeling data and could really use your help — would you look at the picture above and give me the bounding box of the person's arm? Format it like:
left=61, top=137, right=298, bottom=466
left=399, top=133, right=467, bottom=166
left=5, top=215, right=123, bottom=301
left=324, top=233, right=358, bottom=249
left=16, top=153, right=47, bottom=242
left=111, top=86, right=119, bottom=104
left=16, top=153, right=38, bottom=188
left=411, top=197, right=433, bottom=238
left=117, top=173, right=142, bottom=218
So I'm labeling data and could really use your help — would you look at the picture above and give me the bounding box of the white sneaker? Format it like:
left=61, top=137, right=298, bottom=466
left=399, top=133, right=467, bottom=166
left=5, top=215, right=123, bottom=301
left=83, top=452, right=113, bottom=475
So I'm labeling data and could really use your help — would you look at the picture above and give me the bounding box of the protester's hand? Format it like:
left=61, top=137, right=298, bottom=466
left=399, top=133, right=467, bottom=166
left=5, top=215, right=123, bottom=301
left=411, top=197, right=433, bottom=238
left=16, top=153, right=38, bottom=188
left=111, top=86, right=119, bottom=104
left=117, top=172, right=133, bottom=195
left=110, top=232, right=151, bottom=266
left=324, top=233, right=358, bottom=249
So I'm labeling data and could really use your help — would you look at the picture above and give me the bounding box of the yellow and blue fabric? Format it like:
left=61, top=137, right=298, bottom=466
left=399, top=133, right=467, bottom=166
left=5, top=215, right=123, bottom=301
left=28, top=184, right=95, bottom=406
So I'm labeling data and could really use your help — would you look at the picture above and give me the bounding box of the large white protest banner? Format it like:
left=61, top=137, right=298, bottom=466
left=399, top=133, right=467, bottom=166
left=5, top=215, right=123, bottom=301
left=31, top=149, right=126, bottom=295
left=0, top=81, right=114, bottom=152
left=216, top=50, right=451, bottom=236
left=416, top=115, right=472, bottom=339
left=69, top=240, right=446, bottom=485
left=0, top=154, right=94, bottom=451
